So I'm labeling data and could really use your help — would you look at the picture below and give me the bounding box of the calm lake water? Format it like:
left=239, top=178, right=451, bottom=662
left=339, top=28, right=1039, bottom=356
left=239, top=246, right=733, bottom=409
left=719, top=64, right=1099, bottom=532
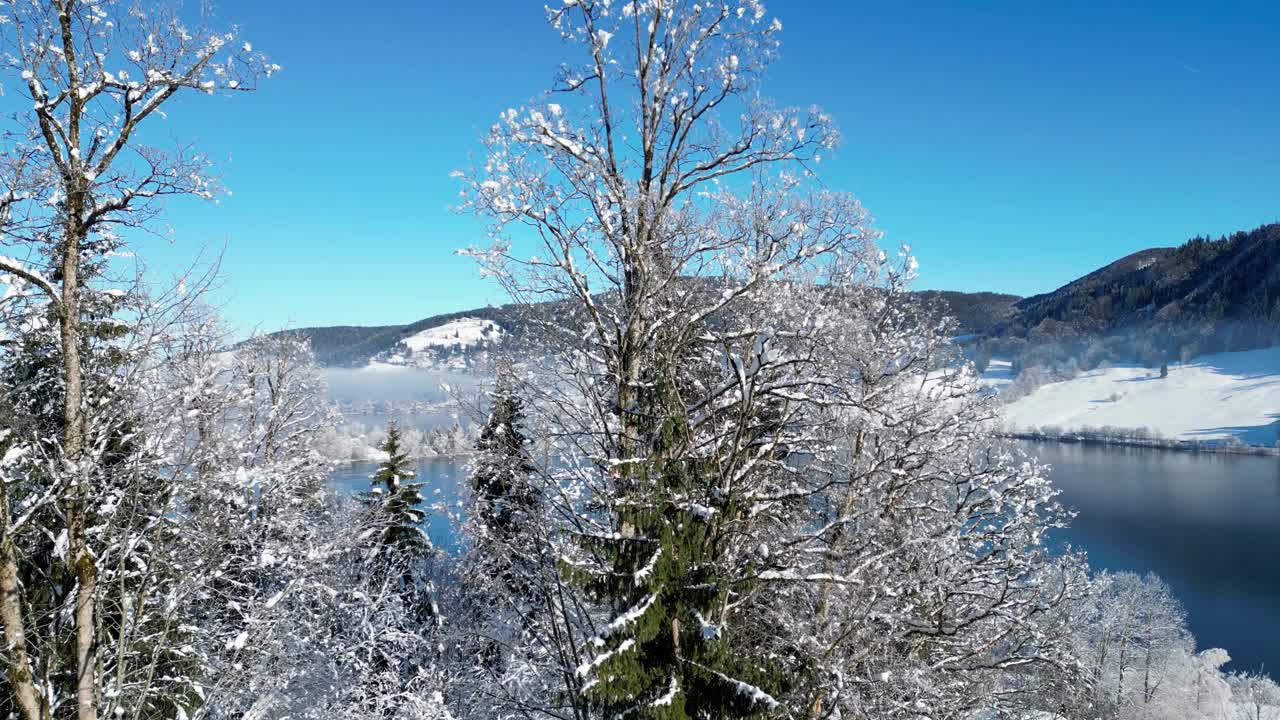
left=1024, top=440, right=1280, bottom=673
left=332, top=441, right=1280, bottom=673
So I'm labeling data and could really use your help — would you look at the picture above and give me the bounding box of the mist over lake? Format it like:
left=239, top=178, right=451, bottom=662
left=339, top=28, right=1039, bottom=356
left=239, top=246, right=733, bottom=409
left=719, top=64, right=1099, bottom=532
left=325, top=367, right=483, bottom=404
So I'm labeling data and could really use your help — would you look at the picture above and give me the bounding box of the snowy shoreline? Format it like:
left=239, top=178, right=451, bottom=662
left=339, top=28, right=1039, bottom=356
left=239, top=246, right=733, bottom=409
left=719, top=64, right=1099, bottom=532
left=988, top=346, right=1280, bottom=452
left=1002, top=431, right=1280, bottom=458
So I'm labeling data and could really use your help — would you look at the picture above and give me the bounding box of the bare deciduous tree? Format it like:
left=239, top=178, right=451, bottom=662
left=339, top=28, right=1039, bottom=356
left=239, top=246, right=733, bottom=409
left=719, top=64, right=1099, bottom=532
left=457, top=2, right=1082, bottom=717
left=0, top=2, right=274, bottom=718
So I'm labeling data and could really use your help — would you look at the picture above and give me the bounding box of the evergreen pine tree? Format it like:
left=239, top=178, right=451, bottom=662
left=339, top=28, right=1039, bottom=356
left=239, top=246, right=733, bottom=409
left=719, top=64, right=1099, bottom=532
left=567, top=332, right=786, bottom=719
left=362, top=421, right=435, bottom=617
left=364, top=421, right=432, bottom=559
left=460, top=366, right=543, bottom=674
left=470, top=369, right=539, bottom=560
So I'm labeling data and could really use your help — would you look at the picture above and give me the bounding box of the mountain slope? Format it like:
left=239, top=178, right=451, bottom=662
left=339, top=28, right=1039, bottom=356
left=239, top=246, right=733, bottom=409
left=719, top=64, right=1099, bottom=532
left=274, top=223, right=1280, bottom=369
left=996, top=223, right=1280, bottom=354
left=999, top=345, right=1280, bottom=448
left=277, top=306, right=519, bottom=367
left=275, top=290, right=1016, bottom=368
left=913, top=290, right=1021, bottom=335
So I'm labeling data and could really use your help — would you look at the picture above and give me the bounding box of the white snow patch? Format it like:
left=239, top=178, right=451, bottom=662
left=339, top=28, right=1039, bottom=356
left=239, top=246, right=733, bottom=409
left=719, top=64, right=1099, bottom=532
left=401, top=318, right=503, bottom=352
left=576, top=638, right=636, bottom=678
left=651, top=675, right=679, bottom=707
left=370, top=318, right=504, bottom=369
left=999, top=346, right=1280, bottom=446
left=593, top=594, right=657, bottom=646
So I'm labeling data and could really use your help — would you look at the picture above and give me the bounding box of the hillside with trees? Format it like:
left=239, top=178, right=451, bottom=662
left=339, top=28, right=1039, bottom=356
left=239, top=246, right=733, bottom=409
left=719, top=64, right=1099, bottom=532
left=985, top=223, right=1280, bottom=369
left=272, top=289, right=1020, bottom=368
left=282, top=224, right=1280, bottom=373
left=272, top=306, right=524, bottom=367
left=914, top=290, right=1021, bottom=335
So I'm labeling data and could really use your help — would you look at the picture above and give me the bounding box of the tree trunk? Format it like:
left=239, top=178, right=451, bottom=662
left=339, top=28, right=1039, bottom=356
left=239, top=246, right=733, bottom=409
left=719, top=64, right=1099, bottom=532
left=808, top=430, right=864, bottom=720
left=0, top=487, right=46, bottom=720
left=55, top=5, right=100, bottom=713
left=60, top=216, right=98, bottom=720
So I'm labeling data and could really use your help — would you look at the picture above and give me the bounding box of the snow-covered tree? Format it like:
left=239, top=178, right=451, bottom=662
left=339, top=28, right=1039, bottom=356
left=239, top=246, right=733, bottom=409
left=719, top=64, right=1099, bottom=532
left=0, top=287, right=205, bottom=720
left=364, top=421, right=431, bottom=558
left=358, top=419, right=440, bottom=646
left=0, top=3, right=275, bottom=718
left=1229, top=671, right=1280, bottom=720
left=466, top=365, right=538, bottom=590
left=151, top=328, right=455, bottom=719
left=1038, top=570, right=1276, bottom=720
left=450, top=366, right=597, bottom=719
left=1083, top=572, right=1195, bottom=717
left=457, top=2, right=1082, bottom=717
left=151, top=329, right=333, bottom=717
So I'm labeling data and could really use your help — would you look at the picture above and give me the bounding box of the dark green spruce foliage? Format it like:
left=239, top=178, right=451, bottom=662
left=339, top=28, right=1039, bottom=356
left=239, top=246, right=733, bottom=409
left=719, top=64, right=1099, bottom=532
left=469, top=373, right=540, bottom=603
left=365, top=422, right=431, bottom=558
left=471, top=375, right=538, bottom=547
left=572, top=361, right=783, bottom=719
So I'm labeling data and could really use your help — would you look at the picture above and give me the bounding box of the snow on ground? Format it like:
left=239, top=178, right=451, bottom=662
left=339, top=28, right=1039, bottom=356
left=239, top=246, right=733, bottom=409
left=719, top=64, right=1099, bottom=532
left=374, top=318, right=503, bottom=369
left=995, top=346, right=1280, bottom=446
left=401, top=317, right=502, bottom=351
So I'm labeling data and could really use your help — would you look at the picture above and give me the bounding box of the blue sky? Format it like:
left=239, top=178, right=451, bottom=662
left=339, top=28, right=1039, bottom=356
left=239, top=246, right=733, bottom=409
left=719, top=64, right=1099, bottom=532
left=129, top=0, right=1279, bottom=332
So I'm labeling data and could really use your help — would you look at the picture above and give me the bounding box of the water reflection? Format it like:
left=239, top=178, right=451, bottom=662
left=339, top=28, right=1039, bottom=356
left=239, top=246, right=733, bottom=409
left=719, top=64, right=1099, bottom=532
left=1023, top=441, right=1280, bottom=673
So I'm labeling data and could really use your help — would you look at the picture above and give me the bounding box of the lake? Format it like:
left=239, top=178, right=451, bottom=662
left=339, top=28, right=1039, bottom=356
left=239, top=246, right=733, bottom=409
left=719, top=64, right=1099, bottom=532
left=1024, top=440, right=1280, bottom=673
left=331, top=441, right=1280, bottom=673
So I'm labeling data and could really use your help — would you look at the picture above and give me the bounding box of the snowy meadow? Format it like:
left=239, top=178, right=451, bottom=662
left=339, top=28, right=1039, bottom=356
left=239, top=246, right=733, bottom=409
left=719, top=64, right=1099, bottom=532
left=0, top=2, right=1276, bottom=720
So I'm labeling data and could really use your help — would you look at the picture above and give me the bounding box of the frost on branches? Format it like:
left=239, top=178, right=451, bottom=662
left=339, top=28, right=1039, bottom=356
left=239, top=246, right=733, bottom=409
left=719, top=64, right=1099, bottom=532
left=0, top=3, right=276, bottom=719
left=452, top=363, right=587, bottom=719
left=152, top=326, right=452, bottom=720
left=455, top=1, right=1084, bottom=718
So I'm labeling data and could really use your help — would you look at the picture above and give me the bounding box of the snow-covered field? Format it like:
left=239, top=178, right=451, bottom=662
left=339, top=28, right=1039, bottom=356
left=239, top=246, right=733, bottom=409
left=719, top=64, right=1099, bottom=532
left=401, top=317, right=503, bottom=351
left=373, top=317, right=503, bottom=369
left=994, top=346, right=1280, bottom=446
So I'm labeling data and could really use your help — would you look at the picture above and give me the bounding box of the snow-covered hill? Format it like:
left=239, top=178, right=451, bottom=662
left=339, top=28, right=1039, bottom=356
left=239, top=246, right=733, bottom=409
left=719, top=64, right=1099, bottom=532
left=995, top=346, right=1280, bottom=447
left=399, top=317, right=503, bottom=352
left=372, top=317, right=503, bottom=369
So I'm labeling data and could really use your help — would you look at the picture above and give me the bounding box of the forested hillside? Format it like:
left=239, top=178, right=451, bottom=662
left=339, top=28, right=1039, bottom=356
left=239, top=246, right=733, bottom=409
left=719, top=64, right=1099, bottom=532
left=990, top=223, right=1280, bottom=365
left=277, top=290, right=1020, bottom=367
left=273, top=306, right=522, bottom=367
left=285, top=224, right=1280, bottom=372
left=913, top=290, right=1021, bottom=334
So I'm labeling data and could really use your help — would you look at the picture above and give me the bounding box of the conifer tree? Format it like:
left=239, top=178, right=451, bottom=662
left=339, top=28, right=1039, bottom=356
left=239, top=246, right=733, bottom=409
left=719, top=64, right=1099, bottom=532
left=457, top=366, right=545, bottom=684
left=572, top=363, right=786, bottom=719
left=365, top=422, right=432, bottom=559
left=469, top=368, right=538, bottom=559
